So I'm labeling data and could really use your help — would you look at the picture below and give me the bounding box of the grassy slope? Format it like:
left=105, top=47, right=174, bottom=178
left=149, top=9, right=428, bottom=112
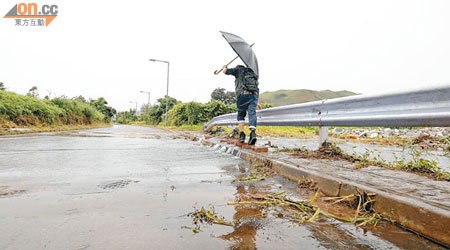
left=0, top=91, right=110, bottom=135
left=259, top=89, right=358, bottom=106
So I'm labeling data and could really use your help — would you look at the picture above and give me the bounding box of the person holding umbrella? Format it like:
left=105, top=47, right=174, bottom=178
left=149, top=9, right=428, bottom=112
left=221, top=64, right=261, bottom=145
left=215, top=31, right=261, bottom=145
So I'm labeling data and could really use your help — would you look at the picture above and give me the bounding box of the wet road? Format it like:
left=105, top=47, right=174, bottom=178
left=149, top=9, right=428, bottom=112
left=0, top=125, right=445, bottom=249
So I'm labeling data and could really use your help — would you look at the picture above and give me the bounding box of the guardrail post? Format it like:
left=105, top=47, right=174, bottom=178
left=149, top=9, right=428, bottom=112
left=319, top=126, right=328, bottom=146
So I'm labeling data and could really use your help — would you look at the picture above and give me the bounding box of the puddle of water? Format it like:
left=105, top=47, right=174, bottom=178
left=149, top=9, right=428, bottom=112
left=9, top=128, right=32, bottom=131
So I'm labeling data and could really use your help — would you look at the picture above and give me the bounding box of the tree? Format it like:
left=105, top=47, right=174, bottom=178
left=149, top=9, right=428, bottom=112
left=146, top=96, right=179, bottom=125
left=89, top=97, right=117, bottom=121
left=157, top=96, right=180, bottom=112
left=211, top=87, right=236, bottom=105
left=148, top=104, right=164, bottom=124
left=73, top=95, right=87, bottom=103
left=27, top=86, right=39, bottom=97
left=140, top=103, right=151, bottom=115
left=0, top=82, right=5, bottom=91
left=140, top=104, right=152, bottom=124
left=116, top=109, right=137, bottom=124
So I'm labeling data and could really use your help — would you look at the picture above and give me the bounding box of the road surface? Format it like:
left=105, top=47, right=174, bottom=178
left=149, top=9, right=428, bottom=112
left=0, top=125, right=445, bottom=249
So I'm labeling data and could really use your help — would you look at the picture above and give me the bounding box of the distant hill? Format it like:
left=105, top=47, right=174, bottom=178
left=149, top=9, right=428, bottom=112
left=259, top=89, right=358, bottom=107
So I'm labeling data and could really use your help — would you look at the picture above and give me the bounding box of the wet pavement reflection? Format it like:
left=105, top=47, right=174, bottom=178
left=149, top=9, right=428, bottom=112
left=0, top=125, right=445, bottom=249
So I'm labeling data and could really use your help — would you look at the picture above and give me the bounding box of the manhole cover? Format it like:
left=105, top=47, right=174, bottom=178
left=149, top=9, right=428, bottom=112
left=98, top=180, right=132, bottom=190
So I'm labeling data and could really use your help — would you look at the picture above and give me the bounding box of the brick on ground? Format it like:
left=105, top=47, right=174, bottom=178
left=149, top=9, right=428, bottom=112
left=252, top=146, right=268, bottom=152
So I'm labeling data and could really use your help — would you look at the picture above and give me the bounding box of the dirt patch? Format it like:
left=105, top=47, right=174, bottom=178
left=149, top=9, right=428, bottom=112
left=0, top=123, right=112, bottom=136
left=333, top=132, right=450, bottom=152
left=297, top=178, right=319, bottom=191
left=412, top=134, right=450, bottom=151
left=288, top=144, right=358, bottom=163
left=414, top=134, right=433, bottom=144
left=0, top=186, right=26, bottom=197
left=50, top=132, right=110, bottom=138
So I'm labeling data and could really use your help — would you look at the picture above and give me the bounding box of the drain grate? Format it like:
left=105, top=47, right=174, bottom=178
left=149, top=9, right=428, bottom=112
left=98, top=180, right=132, bottom=190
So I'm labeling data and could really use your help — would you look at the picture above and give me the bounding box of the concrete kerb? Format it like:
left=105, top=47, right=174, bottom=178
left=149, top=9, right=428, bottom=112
left=180, top=133, right=450, bottom=247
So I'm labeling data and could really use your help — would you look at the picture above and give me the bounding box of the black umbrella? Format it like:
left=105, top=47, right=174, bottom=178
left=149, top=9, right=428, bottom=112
left=214, top=31, right=259, bottom=76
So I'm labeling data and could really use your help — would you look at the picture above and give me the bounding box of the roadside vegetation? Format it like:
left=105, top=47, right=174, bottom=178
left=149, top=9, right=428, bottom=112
left=275, top=143, right=450, bottom=181
left=116, top=87, right=273, bottom=127
left=0, top=84, right=116, bottom=134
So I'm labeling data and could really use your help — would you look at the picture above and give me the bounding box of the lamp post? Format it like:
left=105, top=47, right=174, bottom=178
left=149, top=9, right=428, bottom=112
left=130, top=101, right=138, bottom=122
left=140, top=91, right=151, bottom=107
left=149, top=58, right=170, bottom=126
left=140, top=91, right=151, bottom=124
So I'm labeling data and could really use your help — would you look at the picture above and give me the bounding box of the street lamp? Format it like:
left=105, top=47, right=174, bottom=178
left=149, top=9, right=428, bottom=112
left=130, top=101, right=138, bottom=122
left=140, top=91, right=151, bottom=124
left=149, top=58, right=170, bottom=126
left=140, top=91, right=151, bottom=107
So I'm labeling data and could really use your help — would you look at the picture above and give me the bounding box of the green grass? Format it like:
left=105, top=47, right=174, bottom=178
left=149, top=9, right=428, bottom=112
left=0, top=91, right=63, bottom=124
left=210, top=125, right=318, bottom=139
left=133, top=121, right=204, bottom=132
left=255, top=126, right=317, bottom=138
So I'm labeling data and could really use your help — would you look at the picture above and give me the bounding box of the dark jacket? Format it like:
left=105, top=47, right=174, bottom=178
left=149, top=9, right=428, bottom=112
left=225, top=66, right=259, bottom=97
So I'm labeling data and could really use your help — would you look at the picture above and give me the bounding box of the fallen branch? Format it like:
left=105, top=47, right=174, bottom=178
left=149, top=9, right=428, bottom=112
left=228, top=191, right=381, bottom=226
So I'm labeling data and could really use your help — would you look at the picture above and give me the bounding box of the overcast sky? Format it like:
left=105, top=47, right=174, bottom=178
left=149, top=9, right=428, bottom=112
left=1, top=0, right=449, bottom=111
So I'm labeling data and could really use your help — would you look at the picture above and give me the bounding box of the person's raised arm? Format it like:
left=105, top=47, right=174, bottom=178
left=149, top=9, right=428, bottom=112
left=224, top=66, right=237, bottom=76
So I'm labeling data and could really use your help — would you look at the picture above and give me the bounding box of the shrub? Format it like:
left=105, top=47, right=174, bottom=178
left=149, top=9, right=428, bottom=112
left=202, top=100, right=234, bottom=121
left=168, top=102, right=201, bottom=126
left=0, top=91, right=107, bottom=127
left=0, top=91, right=63, bottom=124
left=50, top=98, right=104, bottom=124
left=167, top=100, right=239, bottom=126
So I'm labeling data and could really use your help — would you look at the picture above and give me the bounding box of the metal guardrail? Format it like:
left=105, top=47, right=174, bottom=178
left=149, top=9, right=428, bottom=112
left=203, top=85, right=450, bottom=145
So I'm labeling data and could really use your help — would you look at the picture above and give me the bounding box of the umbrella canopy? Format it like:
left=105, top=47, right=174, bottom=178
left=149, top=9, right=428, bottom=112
left=220, top=31, right=259, bottom=77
